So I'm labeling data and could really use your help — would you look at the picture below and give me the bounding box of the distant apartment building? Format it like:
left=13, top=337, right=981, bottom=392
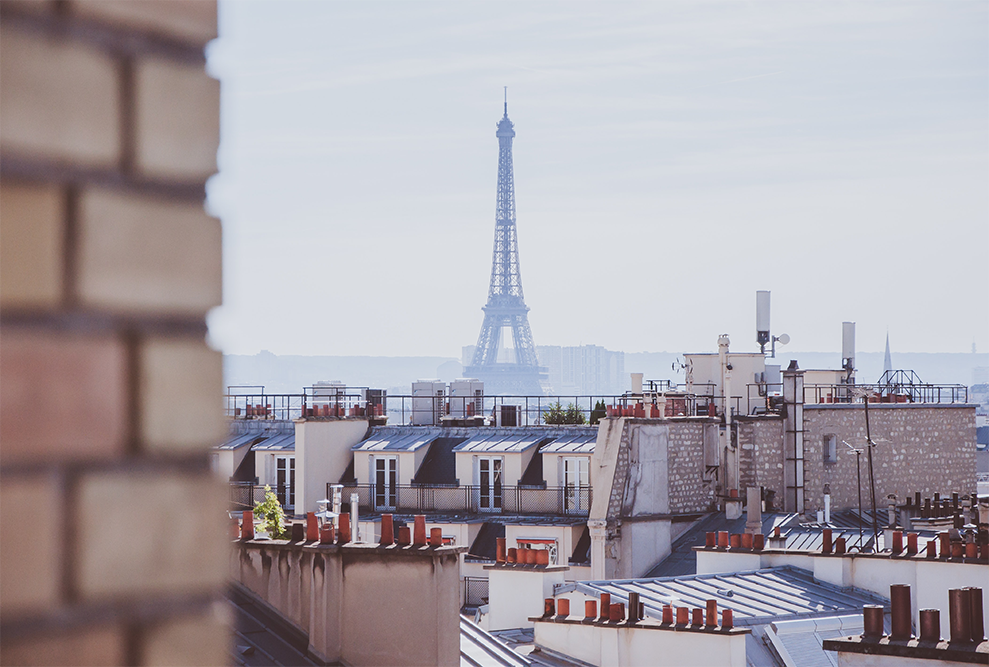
left=463, top=343, right=625, bottom=396
left=536, top=344, right=625, bottom=396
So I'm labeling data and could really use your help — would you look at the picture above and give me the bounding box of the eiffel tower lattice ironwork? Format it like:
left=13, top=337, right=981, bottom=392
left=464, top=95, right=546, bottom=395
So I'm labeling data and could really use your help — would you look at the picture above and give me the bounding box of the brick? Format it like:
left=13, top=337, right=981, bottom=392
left=0, top=181, right=63, bottom=308
left=139, top=338, right=225, bottom=452
left=75, top=470, right=228, bottom=599
left=142, top=606, right=230, bottom=666
left=0, top=1, right=58, bottom=15
left=0, top=26, right=119, bottom=166
left=0, top=474, right=61, bottom=616
left=71, top=0, right=217, bottom=46
left=135, top=58, right=219, bottom=181
left=0, top=329, right=128, bottom=465
left=0, top=624, right=124, bottom=666
left=77, top=189, right=222, bottom=315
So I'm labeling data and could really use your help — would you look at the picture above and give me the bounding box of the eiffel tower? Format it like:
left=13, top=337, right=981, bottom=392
left=464, top=93, right=547, bottom=395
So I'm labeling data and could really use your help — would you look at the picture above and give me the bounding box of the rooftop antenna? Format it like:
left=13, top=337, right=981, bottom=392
left=504, top=86, right=508, bottom=117
left=842, top=321, right=856, bottom=384
left=756, top=291, right=771, bottom=353
left=756, top=290, right=788, bottom=357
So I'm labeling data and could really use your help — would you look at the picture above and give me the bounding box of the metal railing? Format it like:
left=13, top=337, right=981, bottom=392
left=229, top=481, right=268, bottom=510
left=743, top=381, right=969, bottom=415
left=386, top=394, right=621, bottom=426
left=329, top=483, right=591, bottom=517
left=225, top=386, right=381, bottom=421
left=224, top=388, right=770, bottom=425
left=464, top=577, right=489, bottom=608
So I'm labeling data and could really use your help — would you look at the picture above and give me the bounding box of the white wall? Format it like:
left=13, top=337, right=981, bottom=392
left=534, top=619, right=748, bottom=667
left=618, top=520, right=673, bottom=579
left=295, top=419, right=369, bottom=515
left=216, top=449, right=237, bottom=480
left=486, top=566, right=568, bottom=631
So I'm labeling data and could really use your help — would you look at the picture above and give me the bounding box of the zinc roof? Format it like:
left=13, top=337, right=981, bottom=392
left=539, top=433, right=597, bottom=454
left=217, top=432, right=264, bottom=451
left=574, top=566, right=888, bottom=626
left=460, top=617, right=531, bottom=667
left=251, top=432, right=295, bottom=451
left=352, top=427, right=442, bottom=452
left=454, top=432, right=544, bottom=454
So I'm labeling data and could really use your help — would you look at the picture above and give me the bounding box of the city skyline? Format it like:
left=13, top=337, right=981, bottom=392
left=205, top=2, right=988, bottom=358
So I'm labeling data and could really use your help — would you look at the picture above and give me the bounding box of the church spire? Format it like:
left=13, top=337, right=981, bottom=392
left=883, top=331, right=893, bottom=375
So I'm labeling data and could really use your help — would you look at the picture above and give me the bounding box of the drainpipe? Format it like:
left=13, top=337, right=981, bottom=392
left=350, top=492, right=359, bottom=543
left=718, top=335, right=737, bottom=496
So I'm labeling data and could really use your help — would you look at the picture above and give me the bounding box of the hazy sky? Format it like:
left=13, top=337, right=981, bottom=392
left=206, top=1, right=988, bottom=358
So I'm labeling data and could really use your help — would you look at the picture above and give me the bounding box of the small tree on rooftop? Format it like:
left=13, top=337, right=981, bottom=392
left=543, top=401, right=586, bottom=425
left=253, top=485, right=287, bottom=539
left=589, top=400, right=607, bottom=425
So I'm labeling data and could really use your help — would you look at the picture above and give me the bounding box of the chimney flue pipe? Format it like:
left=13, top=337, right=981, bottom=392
left=890, top=584, right=912, bottom=640
left=949, top=588, right=973, bottom=643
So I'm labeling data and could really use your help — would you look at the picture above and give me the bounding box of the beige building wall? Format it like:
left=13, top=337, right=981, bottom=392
left=295, top=418, right=369, bottom=514
left=685, top=352, right=766, bottom=414
left=0, top=3, right=228, bottom=664
left=232, top=541, right=464, bottom=666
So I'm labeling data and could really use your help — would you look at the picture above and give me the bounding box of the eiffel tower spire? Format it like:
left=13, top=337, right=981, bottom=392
left=464, top=96, right=546, bottom=395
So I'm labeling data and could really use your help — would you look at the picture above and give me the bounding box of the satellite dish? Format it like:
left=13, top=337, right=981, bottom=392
left=778, top=333, right=790, bottom=346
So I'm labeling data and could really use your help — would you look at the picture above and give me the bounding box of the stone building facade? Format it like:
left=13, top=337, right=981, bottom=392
left=801, top=404, right=976, bottom=513
left=736, top=417, right=785, bottom=504
left=0, top=3, right=227, bottom=664
left=590, top=399, right=975, bottom=577
left=734, top=405, right=975, bottom=516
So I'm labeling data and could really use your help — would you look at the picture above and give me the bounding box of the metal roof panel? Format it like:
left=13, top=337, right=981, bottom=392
left=251, top=433, right=295, bottom=451
left=575, top=566, right=888, bottom=626
left=216, top=432, right=263, bottom=450
left=352, top=428, right=442, bottom=452
left=539, top=433, right=597, bottom=454
left=454, top=433, right=543, bottom=454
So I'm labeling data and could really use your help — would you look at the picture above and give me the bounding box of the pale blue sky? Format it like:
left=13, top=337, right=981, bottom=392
left=206, top=1, right=988, bottom=358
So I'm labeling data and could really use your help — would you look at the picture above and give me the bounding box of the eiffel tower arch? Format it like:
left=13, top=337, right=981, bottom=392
left=463, top=96, right=547, bottom=395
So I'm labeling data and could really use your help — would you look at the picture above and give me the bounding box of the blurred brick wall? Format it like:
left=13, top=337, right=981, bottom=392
left=0, top=2, right=228, bottom=665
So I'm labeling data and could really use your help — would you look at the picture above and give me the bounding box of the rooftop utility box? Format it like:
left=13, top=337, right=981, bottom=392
left=449, top=378, right=483, bottom=419
left=412, top=380, right=446, bottom=425
left=496, top=404, right=521, bottom=427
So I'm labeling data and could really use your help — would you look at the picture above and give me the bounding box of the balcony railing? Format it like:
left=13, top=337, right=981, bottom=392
left=329, top=483, right=591, bottom=517
left=229, top=481, right=269, bottom=510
